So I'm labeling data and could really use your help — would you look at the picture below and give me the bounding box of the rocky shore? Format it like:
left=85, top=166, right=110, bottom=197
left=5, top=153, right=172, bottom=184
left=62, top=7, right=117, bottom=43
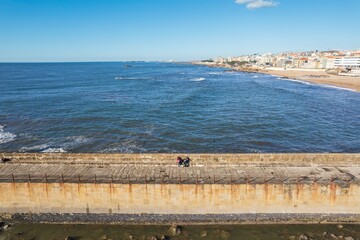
left=1, top=217, right=360, bottom=240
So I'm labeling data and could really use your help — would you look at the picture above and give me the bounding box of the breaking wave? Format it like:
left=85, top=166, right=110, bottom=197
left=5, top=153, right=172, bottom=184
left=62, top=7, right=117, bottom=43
left=41, top=148, right=67, bottom=153
left=0, top=125, right=16, bottom=144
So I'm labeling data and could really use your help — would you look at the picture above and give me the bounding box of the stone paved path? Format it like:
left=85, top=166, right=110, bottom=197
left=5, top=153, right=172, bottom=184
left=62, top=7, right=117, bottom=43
left=0, top=163, right=359, bottom=184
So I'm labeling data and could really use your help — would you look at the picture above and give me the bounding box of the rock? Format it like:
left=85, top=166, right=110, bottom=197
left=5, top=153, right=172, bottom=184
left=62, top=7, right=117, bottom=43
left=169, top=225, right=181, bottom=236
left=200, top=230, right=208, bottom=237
left=337, top=224, right=344, bottom=229
left=2, top=224, right=9, bottom=230
left=330, top=234, right=339, bottom=239
left=219, top=230, right=231, bottom=240
left=128, top=235, right=133, bottom=240
left=148, top=236, right=157, bottom=240
left=160, top=235, right=168, bottom=240
left=65, top=237, right=74, bottom=240
left=338, top=236, right=344, bottom=239
left=101, top=235, right=108, bottom=240
left=344, top=237, right=355, bottom=240
left=299, top=234, right=309, bottom=240
left=289, top=236, right=296, bottom=240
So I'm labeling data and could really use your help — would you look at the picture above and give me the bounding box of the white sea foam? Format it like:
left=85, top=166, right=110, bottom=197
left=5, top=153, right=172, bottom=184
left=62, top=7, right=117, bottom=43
left=65, top=135, right=89, bottom=145
left=251, top=75, right=259, bottom=78
left=276, top=77, right=313, bottom=86
left=101, top=139, right=146, bottom=153
left=318, top=84, right=357, bottom=92
left=0, top=125, right=16, bottom=144
left=191, top=77, right=206, bottom=81
left=20, top=144, right=50, bottom=152
left=41, top=148, right=66, bottom=153
left=276, top=77, right=356, bottom=92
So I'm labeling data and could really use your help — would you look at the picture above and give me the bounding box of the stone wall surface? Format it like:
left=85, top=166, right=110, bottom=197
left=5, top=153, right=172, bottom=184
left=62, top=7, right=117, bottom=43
left=1, top=182, right=360, bottom=214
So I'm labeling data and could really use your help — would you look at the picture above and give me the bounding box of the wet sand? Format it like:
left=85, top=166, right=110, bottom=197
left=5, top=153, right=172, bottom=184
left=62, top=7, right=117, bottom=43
left=256, top=68, right=360, bottom=92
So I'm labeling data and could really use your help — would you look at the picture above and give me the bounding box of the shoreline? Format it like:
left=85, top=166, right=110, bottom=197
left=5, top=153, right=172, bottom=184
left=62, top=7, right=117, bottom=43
left=193, top=62, right=360, bottom=92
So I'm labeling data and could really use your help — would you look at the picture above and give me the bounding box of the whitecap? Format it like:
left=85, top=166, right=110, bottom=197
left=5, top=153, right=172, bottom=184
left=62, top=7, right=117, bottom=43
left=191, top=77, right=206, bottom=81
left=41, top=148, right=67, bottom=153
left=0, top=125, right=16, bottom=144
left=251, top=76, right=259, bottom=78
left=207, top=72, right=222, bottom=75
left=115, top=76, right=153, bottom=80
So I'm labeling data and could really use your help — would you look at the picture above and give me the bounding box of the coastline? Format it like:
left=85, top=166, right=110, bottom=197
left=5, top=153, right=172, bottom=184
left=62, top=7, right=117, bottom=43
left=193, top=62, right=360, bottom=92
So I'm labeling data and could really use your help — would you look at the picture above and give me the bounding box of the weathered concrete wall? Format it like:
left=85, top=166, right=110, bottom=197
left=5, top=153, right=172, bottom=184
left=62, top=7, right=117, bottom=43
left=1, top=182, right=360, bottom=214
left=2, top=153, right=360, bottom=166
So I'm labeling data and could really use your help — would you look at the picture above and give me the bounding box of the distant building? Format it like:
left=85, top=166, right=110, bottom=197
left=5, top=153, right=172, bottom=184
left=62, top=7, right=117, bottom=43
left=334, top=57, right=360, bottom=69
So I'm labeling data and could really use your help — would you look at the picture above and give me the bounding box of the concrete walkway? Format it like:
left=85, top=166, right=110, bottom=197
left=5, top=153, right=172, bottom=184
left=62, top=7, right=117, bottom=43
left=1, top=162, right=359, bottom=185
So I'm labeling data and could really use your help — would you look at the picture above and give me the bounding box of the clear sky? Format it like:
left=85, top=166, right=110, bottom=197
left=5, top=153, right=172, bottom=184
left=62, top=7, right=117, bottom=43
left=1, top=0, right=359, bottom=62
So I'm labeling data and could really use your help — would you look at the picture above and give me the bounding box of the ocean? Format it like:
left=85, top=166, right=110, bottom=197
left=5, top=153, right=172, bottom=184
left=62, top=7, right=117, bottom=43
left=0, top=62, right=359, bottom=153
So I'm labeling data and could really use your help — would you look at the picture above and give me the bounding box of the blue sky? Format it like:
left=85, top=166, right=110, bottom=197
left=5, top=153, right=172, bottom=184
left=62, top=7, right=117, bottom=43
left=1, top=0, right=359, bottom=62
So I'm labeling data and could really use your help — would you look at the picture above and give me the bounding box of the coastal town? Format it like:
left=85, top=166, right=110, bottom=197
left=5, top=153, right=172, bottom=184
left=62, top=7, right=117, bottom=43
left=195, top=49, right=360, bottom=91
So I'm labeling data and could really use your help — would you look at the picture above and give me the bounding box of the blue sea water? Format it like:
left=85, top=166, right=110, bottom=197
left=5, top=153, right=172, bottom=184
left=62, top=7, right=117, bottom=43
left=0, top=62, right=359, bottom=153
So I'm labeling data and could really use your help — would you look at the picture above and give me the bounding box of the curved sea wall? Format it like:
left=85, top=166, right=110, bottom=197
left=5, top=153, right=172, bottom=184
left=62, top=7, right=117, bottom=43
left=1, top=153, right=360, bottom=223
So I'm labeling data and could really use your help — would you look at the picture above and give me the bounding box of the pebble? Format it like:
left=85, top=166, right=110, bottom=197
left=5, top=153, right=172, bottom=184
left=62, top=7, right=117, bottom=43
left=330, top=234, right=339, bottom=239
left=200, top=230, right=208, bottom=237
left=219, top=230, right=231, bottom=240
left=299, top=234, right=309, bottom=240
left=168, top=225, right=181, bottom=236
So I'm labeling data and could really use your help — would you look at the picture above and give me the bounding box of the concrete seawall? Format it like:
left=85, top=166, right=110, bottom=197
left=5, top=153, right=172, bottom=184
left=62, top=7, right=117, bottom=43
left=1, top=153, right=360, bottom=223
left=1, top=183, right=360, bottom=215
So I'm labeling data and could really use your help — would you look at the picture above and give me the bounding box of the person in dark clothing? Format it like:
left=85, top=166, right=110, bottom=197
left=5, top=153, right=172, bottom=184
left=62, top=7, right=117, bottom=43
left=184, top=157, right=191, bottom=167
left=176, top=156, right=183, bottom=167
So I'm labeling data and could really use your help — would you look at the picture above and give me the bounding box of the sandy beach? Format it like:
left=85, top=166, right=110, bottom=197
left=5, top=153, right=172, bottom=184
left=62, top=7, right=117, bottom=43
left=255, top=68, right=360, bottom=92
left=194, top=62, right=360, bottom=92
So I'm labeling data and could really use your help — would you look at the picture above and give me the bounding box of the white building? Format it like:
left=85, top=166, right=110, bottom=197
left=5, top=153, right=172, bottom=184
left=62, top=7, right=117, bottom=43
left=334, top=57, right=360, bottom=69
